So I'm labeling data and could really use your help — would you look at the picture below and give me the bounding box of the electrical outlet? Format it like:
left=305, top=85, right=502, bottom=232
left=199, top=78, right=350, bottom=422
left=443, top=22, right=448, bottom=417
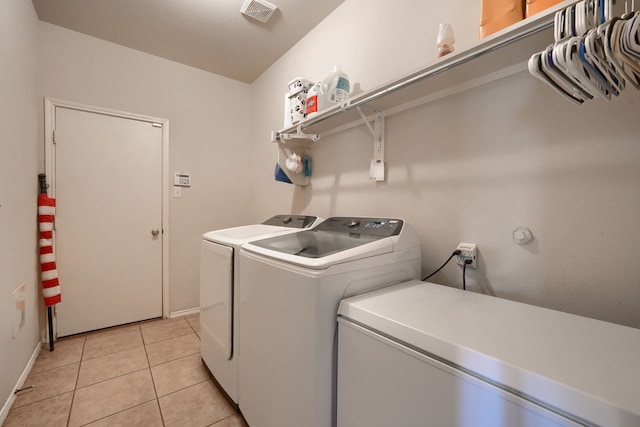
left=456, top=243, right=477, bottom=269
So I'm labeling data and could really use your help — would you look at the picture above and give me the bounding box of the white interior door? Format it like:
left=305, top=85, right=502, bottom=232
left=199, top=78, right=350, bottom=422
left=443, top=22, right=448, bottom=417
left=51, top=104, right=164, bottom=336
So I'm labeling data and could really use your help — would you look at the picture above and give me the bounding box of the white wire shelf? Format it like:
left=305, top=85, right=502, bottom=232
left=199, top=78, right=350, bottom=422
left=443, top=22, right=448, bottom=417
left=272, top=1, right=579, bottom=141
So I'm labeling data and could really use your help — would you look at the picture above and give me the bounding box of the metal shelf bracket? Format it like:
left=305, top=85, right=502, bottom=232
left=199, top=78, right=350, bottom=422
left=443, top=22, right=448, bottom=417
left=356, top=107, right=386, bottom=181
left=271, top=126, right=320, bottom=143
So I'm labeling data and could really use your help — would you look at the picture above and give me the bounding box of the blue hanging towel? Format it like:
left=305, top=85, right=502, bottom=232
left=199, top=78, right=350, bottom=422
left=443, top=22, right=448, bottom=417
left=274, top=163, right=292, bottom=184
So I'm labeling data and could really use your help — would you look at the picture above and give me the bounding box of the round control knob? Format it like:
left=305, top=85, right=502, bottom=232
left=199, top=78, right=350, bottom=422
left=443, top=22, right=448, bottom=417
left=512, top=226, right=533, bottom=245
left=282, top=216, right=293, bottom=224
left=347, top=219, right=360, bottom=228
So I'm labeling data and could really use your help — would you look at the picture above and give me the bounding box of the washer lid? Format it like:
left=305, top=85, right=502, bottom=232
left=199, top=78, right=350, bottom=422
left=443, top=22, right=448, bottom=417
left=202, top=215, right=321, bottom=246
left=338, top=280, right=640, bottom=427
left=249, top=228, right=384, bottom=258
left=242, top=217, right=413, bottom=269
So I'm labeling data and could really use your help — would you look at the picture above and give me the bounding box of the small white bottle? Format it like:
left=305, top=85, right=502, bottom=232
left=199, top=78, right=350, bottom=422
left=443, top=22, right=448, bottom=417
left=436, top=23, right=455, bottom=58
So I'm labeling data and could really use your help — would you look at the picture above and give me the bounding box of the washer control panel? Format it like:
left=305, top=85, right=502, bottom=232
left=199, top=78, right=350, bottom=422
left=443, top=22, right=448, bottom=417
left=317, top=217, right=403, bottom=237
left=262, top=215, right=318, bottom=229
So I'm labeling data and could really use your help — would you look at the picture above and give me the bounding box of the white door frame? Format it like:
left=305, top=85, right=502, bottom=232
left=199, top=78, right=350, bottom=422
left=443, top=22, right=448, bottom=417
left=44, top=98, right=170, bottom=332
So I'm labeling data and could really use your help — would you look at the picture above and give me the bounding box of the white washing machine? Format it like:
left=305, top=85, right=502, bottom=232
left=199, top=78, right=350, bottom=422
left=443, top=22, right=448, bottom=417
left=337, top=280, right=640, bottom=427
left=237, top=217, right=421, bottom=427
left=199, top=215, right=321, bottom=404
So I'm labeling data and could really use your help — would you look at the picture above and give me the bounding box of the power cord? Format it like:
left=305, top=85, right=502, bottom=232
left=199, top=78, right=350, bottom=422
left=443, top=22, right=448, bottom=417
left=462, top=259, right=472, bottom=290
left=422, top=249, right=461, bottom=281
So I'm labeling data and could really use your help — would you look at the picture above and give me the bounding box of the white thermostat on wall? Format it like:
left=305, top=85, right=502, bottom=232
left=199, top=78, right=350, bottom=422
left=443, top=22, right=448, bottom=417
left=174, top=173, right=191, bottom=187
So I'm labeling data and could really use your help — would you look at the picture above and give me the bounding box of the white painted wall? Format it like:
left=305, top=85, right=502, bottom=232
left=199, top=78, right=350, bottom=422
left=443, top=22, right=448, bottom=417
left=250, top=0, right=640, bottom=328
left=37, top=22, right=253, bottom=314
left=0, top=0, right=41, bottom=412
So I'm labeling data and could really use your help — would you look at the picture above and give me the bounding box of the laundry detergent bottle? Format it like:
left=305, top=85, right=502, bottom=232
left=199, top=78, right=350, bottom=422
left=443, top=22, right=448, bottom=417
left=322, top=65, right=350, bottom=105
left=306, top=82, right=323, bottom=118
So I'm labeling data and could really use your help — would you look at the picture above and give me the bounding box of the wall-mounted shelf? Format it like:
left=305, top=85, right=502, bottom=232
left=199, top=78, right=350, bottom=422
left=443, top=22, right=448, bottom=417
left=271, top=1, right=577, bottom=142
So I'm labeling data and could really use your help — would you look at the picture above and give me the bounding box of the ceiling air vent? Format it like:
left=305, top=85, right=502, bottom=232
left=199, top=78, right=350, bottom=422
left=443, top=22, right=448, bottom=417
left=240, top=0, right=278, bottom=23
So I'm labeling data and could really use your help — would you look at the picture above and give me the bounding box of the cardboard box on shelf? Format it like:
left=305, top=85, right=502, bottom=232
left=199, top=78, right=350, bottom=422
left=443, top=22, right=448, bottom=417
left=479, top=0, right=525, bottom=38
left=525, top=0, right=563, bottom=17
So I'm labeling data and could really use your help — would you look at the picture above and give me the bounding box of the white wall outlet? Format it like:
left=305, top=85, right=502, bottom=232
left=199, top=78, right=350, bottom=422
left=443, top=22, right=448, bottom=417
left=456, top=243, right=477, bottom=269
left=370, top=159, right=385, bottom=181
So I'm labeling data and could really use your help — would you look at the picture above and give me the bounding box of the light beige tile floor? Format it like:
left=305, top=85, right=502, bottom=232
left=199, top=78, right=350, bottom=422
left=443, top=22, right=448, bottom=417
left=4, top=314, right=247, bottom=427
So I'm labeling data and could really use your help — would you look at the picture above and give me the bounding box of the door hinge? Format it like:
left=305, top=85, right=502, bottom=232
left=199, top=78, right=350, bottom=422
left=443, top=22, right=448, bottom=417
left=52, top=130, right=56, bottom=144
left=152, top=122, right=162, bottom=128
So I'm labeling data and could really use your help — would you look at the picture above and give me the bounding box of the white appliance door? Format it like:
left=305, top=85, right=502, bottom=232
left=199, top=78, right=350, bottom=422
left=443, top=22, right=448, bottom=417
left=337, top=320, right=580, bottom=427
left=200, top=240, right=233, bottom=359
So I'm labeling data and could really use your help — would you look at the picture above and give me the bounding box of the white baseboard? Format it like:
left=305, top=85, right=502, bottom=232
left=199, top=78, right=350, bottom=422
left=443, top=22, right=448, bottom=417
left=0, top=340, right=42, bottom=425
left=169, top=307, right=200, bottom=319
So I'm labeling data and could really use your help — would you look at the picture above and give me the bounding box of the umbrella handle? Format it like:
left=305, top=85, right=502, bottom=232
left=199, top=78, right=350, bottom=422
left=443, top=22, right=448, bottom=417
left=38, top=174, right=49, bottom=195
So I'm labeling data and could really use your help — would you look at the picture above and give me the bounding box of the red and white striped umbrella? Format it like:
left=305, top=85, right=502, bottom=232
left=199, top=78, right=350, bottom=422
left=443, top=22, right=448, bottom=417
left=38, top=193, right=61, bottom=306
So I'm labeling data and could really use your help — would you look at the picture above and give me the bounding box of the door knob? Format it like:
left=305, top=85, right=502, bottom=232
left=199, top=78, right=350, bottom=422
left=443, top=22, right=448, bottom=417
left=151, top=229, right=160, bottom=237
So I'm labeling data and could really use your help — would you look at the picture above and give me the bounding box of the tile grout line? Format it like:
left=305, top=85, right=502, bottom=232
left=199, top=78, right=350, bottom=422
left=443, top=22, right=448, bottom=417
left=145, top=331, right=201, bottom=368
left=155, top=377, right=210, bottom=400
left=76, top=366, right=151, bottom=391
left=74, top=325, right=147, bottom=390
left=74, top=398, right=158, bottom=427
left=148, top=347, right=201, bottom=368
left=145, top=317, right=201, bottom=426
left=148, top=327, right=216, bottom=426
left=72, top=324, right=150, bottom=426
left=7, top=349, right=81, bottom=415
left=142, top=323, right=166, bottom=426
left=79, top=342, right=145, bottom=364
left=9, top=318, right=205, bottom=426
left=66, top=335, right=87, bottom=427
left=10, top=342, right=79, bottom=408
left=78, top=324, right=157, bottom=426
left=25, top=341, right=84, bottom=377
left=153, top=398, right=165, bottom=427
left=143, top=329, right=194, bottom=347
left=141, top=318, right=193, bottom=339
left=207, top=413, right=244, bottom=427
left=84, top=345, right=142, bottom=362
left=186, top=315, right=199, bottom=335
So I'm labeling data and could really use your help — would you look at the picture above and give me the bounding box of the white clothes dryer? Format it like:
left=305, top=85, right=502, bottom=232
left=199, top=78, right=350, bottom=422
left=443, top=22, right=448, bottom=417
left=199, top=215, right=321, bottom=404
left=237, top=217, right=421, bottom=427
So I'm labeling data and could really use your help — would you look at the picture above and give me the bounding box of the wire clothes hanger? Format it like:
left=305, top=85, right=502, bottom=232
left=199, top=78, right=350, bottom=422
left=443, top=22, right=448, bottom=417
left=529, top=0, right=640, bottom=103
